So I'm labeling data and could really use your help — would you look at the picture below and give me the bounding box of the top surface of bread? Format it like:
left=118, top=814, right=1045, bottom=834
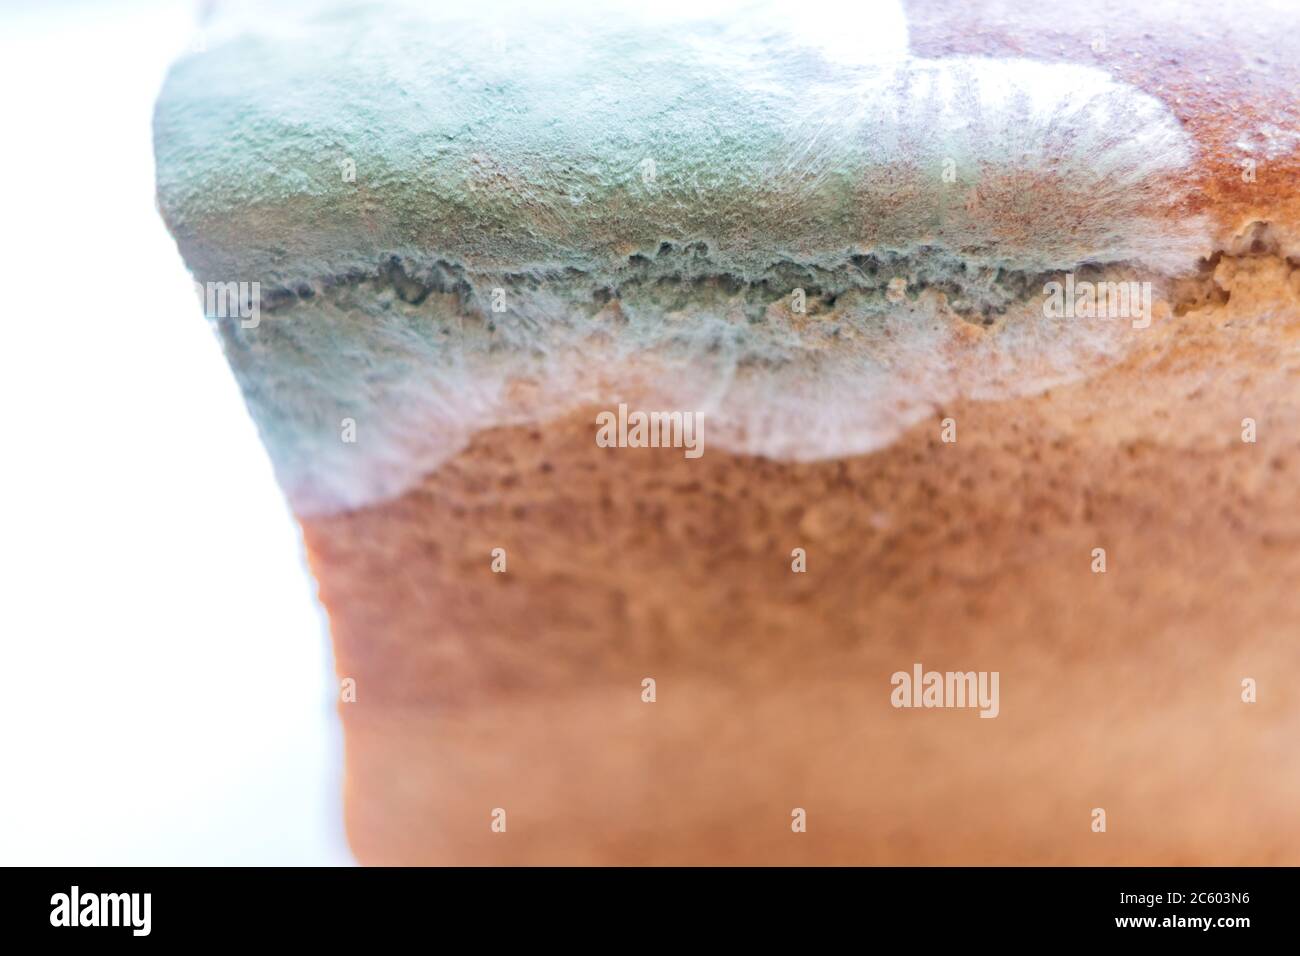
left=155, top=0, right=1297, bottom=292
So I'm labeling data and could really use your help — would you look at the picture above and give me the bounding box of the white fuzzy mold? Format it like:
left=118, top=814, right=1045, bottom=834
left=155, top=1, right=1209, bottom=514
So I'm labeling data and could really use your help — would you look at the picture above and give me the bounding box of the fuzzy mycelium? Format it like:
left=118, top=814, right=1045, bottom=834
left=154, top=0, right=1210, bottom=514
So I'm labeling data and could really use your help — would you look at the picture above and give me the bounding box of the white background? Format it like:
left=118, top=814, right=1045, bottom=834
left=0, top=0, right=349, bottom=865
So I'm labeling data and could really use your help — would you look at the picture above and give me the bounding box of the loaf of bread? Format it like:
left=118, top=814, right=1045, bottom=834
left=155, top=0, right=1300, bottom=863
